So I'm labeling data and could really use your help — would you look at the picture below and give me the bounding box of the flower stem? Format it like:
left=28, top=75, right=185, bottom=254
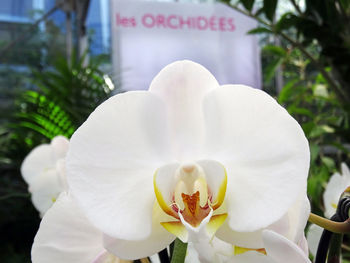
left=327, top=234, right=343, bottom=263
left=170, top=239, right=187, bottom=263
left=309, top=213, right=350, bottom=233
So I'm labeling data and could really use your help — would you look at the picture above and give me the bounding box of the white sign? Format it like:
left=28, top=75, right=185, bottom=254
left=111, top=1, right=261, bottom=91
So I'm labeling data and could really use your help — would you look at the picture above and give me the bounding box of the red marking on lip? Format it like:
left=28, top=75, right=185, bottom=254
left=179, top=191, right=211, bottom=227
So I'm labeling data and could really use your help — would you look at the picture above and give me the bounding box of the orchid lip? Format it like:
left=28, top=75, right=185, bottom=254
left=153, top=160, right=228, bottom=240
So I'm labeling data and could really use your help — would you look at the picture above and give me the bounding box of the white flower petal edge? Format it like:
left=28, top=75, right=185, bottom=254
left=202, top=85, right=310, bottom=232
left=32, top=192, right=109, bottom=263
left=306, top=224, right=323, bottom=257
left=323, top=163, right=350, bottom=218
left=216, top=191, right=310, bottom=249
left=103, top=202, right=175, bottom=260
left=262, top=230, right=311, bottom=263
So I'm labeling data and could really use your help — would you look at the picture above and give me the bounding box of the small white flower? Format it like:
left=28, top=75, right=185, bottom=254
left=323, top=163, right=350, bottom=218
left=21, top=135, right=69, bottom=216
left=66, top=60, right=310, bottom=259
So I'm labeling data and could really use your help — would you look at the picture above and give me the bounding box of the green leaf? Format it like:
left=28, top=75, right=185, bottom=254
left=321, top=156, right=335, bottom=170
left=278, top=79, right=299, bottom=104
left=170, top=238, right=188, bottom=263
left=263, top=0, right=278, bottom=21
left=310, top=143, right=320, bottom=163
left=263, top=45, right=287, bottom=57
left=309, top=125, right=335, bottom=139
left=275, top=12, right=298, bottom=32
left=247, top=27, right=273, bottom=34
left=287, top=105, right=314, bottom=117
left=302, top=122, right=316, bottom=137
left=240, top=0, right=255, bottom=11
left=264, top=57, right=283, bottom=83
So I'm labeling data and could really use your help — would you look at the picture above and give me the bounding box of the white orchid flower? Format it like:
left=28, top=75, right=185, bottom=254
left=21, top=135, right=69, bottom=216
left=306, top=162, right=350, bottom=257
left=323, top=163, right=350, bottom=218
left=66, top=60, right=310, bottom=259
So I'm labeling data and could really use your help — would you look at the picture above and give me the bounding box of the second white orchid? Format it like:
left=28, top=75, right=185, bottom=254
left=21, top=135, right=69, bottom=216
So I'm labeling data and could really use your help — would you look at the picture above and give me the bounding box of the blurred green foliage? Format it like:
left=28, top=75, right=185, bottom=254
left=0, top=53, right=113, bottom=262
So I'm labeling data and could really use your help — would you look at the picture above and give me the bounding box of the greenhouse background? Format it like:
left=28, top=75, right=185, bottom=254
left=1, top=0, right=350, bottom=262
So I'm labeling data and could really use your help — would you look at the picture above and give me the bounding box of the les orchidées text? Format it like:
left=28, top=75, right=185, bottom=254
left=116, top=13, right=236, bottom=32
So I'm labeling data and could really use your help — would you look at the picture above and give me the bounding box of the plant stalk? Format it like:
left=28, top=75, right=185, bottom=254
left=309, top=213, right=350, bottom=233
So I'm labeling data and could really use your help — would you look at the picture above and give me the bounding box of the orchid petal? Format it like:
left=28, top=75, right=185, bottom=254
left=32, top=192, right=104, bottom=263
left=232, top=251, right=274, bottom=263
left=341, top=163, right=350, bottom=179
left=196, top=160, right=227, bottom=210
left=103, top=202, right=175, bottom=260
left=285, top=194, right=310, bottom=244
left=149, top=60, right=219, bottom=160
left=92, top=250, right=123, bottom=263
left=216, top=187, right=310, bottom=248
left=262, top=230, right=311, bottom=263
left=30, top=169, right=64, bottom=216
left=67, top=91, right=172, bottom=240
left=202, top=85, right=310, bottom=232
left=55, top=159, right=68, bottom=190
left=306, top=224, right=323, bottom=257
left=191, top=237, right=233, bottom=263
left=50, top=135, right=69, bottom=160
left=216, top=221, right=264, bottom=248
left=21, top=144, right=55, bottom=185
left=153, top=162, right=180, bottom=218
left=185, top=243, right=201, bottom=263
